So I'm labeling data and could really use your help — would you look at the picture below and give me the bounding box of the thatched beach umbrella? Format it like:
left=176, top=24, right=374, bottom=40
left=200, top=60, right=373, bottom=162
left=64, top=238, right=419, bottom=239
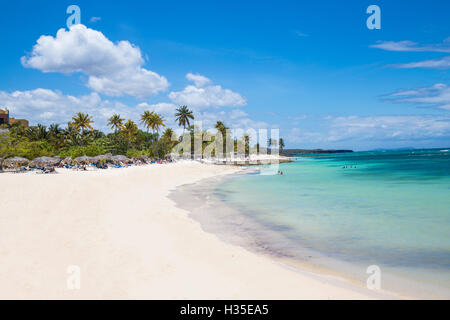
left=93, top=154, right=112, bottom=162
left=30, top=156, right=61, bottom=168
left=74, top=156, right=93, bottom=164
left=110, top=155, right=129, bottom=163
left=4, top=156, right=30, bottom=167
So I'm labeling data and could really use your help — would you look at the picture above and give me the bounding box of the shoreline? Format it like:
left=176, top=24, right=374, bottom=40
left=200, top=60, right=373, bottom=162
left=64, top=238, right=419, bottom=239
left=1, top=162, right=401, bottom=299
left=171, top=166, right=450, bottom=300
left=170, top=169, right=409, bottom=300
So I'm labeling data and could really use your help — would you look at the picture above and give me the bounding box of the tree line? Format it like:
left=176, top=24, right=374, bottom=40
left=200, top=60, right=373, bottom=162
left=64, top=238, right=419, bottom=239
left=0, top=105, right=284, bottom=160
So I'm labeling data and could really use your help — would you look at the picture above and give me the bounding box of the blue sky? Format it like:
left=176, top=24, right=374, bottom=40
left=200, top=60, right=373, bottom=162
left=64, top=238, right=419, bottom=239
left=1, top=0, right=449, bottom=150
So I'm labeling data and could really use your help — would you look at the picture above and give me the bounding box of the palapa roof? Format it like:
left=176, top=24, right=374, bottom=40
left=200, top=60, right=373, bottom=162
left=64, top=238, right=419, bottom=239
left=111, top=155, right=129, bottom=162
left=3, top=156, right=30, bottom=166
left=30, top=156, right=60, bottom=167
left=92, top=154, right=113, bottom=161
left=73, top=156, right=94, bottom=164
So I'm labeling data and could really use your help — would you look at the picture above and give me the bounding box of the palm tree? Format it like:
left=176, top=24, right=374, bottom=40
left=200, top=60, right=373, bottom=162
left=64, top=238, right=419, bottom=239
left=48, top=124, right=63, bottom=148
left=215, top=121, right=229, bottom=155
left=108, top=114, right=124, bottom=133
left=279, top=138, right=285, bottom=152
left=140, top=110, right=154, bottom=133
left=36, top=124, right=48, bottom=140
left=121, top=120, right=138, bottom=140
left=161, top=128, right=178, bottom=151
left=215, top=121, right=228, bottom=137
left=175, top=106, right=194, bottom=133
left=72, top=112, right=94, bottom=132
left=151, top=113, right=165, bottom=133
left=162, top=128, right=175, bottom=141
left=48, top=124, right=61, bottom=137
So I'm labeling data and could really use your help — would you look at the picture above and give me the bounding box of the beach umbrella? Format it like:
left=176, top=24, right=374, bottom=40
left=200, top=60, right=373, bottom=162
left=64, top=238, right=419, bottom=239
left=73, top=156, right=93, bottom=164
left=63, top=157, right=73, bottom=163
left=110, top=155, right=129, bottom=163
left=30, top=156, right=60, bottom=168
left=4, top=156, right=30, bottom=167
left=93, top=154, right=113, bottom=162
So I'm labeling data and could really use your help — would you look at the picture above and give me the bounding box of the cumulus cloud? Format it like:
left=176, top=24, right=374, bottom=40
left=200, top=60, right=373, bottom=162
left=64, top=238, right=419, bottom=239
left=0, top=86, right=256, bottom=134
left=21, top=25, right=169, bottom=98
left=370, top=40, right=450, bottom=53
left=136, top=102, right=178, bottom=115
left=385, top=83, right=450, bottom=110
left=168, top=73, right=246, bottom=109
left=0, top=88, right=166, bottom=130
left=185, top=73, right=211, bottom=87
left=393, top=56, right=450, bottom=69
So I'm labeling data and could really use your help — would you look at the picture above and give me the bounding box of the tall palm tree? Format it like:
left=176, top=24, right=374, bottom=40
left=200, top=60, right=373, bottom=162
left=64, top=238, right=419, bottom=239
left=151, top=113, right=165, bottom=133
left=140, top=110, right=154, bottom=133
left=175, top=106, right=194, bottom=133
left=162, top=128, right=175, bottom=141
left=162, top=128, right=177, bottom=150
left=215, top=121, right=228, bottom=137
left=279, top=138, right=285, bottom=152
left=108, top=114, right=124, bottom=133
left=215, top=121, right=229, bottom=155
left=121, top=120, right=138, bottom=140
left=72, top=112, right=94, bottom=132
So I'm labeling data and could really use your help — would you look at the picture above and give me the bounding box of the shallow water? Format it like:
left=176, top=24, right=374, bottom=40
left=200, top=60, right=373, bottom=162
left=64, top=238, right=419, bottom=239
left=171, top=149, right=450, bottom=298
left=214, top=149, right=450, bottom=298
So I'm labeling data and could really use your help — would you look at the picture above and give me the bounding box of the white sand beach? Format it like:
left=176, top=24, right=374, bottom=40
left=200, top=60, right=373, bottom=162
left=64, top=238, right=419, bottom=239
left=0, top=162, right=397, bottom=299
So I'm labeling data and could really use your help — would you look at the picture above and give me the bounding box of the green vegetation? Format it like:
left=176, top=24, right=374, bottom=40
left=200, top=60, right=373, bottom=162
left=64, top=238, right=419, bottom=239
left=0, top=106, right=284, bottom=161
left=0, top=108, right=186, bottom=160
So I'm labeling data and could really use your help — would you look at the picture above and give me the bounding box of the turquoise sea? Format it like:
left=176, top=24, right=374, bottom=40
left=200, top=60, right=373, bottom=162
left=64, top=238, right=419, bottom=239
left=212, top=149, right=450, bottom=298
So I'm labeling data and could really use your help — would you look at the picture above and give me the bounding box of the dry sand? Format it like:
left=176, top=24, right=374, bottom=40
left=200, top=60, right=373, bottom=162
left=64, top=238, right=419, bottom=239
left=0, top=162, right=397, bottom=299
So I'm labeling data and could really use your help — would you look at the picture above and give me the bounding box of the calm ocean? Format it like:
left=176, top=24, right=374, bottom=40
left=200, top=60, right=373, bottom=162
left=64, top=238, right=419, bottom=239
left=212, top=149, right=450, bottom=298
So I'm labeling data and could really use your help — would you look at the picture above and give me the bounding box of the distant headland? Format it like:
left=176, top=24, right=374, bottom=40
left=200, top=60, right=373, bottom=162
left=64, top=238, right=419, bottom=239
left=281, top=149, right=354, bottom=156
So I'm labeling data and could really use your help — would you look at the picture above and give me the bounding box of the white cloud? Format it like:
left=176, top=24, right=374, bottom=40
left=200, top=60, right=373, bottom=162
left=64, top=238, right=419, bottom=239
left=327, top=115, right=450, bottom=142
left=0, top=87, right=254, bottom=133
left=136, top=102, right=178, bottom=115
left=286, top=114, right=450, bottom=146
left=393, top=56, right=450, bottom=69
left=229, top=109, right=248, bottom=119
left=370, top=40, right=450, bottom=53
left=0, top=88, right=167, bottom=130
left=385, top=83, right=450, bottom=110
left=21, top=25, right=169, bottom=98
left=90, top=17, right=101, bottom=23
left=168, top=73, right=246, bottom=109
left=185, top=73, right=211, bottom=87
